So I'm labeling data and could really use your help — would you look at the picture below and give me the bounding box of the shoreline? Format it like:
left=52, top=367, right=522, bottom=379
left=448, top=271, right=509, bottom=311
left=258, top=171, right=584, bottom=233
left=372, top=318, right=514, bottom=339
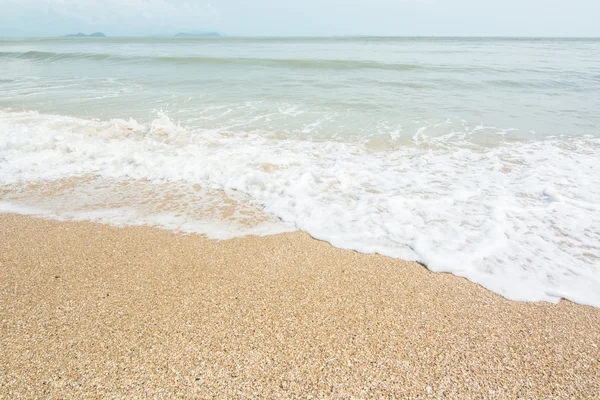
left=1, top=213, right=599, bottom=398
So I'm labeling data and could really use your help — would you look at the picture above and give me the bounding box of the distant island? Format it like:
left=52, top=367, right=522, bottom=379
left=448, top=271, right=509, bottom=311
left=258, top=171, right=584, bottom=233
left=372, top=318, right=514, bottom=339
left=175, top=32, right=220, bottom=37
left=63, top=32, right=106, bottom=38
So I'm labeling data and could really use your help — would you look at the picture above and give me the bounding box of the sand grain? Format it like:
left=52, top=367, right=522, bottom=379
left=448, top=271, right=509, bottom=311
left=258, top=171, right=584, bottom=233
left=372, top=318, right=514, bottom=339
left=1, top=214, right=599, bottom=398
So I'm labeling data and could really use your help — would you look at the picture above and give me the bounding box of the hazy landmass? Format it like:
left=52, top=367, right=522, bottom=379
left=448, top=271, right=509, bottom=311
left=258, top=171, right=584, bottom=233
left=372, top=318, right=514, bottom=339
left=175, top=32, right=220, bottom=37
left=63, top=32, right=106, bottom=38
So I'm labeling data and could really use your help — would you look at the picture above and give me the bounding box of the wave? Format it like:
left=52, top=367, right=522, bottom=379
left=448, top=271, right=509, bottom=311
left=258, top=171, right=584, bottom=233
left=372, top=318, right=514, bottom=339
left=162, top=56, right=425, bottom=71
left=0, top=50, right=425, bottom=71
left=4, top=50, right=542, bottom=75
left=1, top=109, right=599, bottom=307
left=4, top=51, right=594, bottom=90
left=0, top=50, right=118, bottom=62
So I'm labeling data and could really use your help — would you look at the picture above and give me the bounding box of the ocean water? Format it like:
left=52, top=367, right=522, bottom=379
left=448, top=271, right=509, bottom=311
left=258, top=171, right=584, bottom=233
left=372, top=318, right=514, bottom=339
left=1, top=37, right=599, bottom=306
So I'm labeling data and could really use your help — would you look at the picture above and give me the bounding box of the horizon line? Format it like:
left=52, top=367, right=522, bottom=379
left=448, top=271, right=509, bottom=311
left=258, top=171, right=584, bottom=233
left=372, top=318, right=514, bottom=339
left=2, top=34, right=600, bottom=39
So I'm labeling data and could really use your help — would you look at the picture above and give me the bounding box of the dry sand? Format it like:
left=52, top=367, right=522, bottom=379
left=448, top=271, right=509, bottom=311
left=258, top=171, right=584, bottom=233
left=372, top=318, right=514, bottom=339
left=0, top=213, right=599, bottom=399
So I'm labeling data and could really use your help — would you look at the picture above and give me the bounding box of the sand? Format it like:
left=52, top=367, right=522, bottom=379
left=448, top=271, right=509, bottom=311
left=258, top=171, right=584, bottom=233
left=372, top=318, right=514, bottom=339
left=0, top=213, right=598, bottom=399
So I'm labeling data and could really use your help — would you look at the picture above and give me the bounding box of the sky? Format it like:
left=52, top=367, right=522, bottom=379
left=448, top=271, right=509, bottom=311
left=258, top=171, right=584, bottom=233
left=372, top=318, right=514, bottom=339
left=1, top=0, right=599, bottom=37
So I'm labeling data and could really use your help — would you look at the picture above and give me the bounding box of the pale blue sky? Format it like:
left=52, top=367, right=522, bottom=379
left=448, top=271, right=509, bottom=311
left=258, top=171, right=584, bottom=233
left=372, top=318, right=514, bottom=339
left=1, top=0, right=599, bottom=37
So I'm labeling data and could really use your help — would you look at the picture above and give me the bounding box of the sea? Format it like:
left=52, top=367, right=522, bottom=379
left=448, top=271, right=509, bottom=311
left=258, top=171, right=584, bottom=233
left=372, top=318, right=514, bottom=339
left=1, top=37, right=599, bottom=307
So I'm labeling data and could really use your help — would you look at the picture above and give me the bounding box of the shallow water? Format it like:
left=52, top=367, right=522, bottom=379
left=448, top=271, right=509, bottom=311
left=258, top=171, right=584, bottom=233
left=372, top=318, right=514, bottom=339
left=1, top=37, right=599, bottom=306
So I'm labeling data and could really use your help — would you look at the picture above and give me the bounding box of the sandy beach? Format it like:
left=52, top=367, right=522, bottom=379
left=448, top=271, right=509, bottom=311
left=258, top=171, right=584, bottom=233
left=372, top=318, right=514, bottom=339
left=1, top=213, right=599, bottom=398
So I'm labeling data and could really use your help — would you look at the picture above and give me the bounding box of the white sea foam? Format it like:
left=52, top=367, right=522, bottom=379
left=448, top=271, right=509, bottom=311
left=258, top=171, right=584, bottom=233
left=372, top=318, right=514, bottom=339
left=1, top=110, right=599, bottom=306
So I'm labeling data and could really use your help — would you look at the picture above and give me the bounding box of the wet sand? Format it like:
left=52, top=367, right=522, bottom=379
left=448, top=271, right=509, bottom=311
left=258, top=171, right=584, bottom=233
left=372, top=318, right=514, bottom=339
left=1, top=213, right=599, bottom=398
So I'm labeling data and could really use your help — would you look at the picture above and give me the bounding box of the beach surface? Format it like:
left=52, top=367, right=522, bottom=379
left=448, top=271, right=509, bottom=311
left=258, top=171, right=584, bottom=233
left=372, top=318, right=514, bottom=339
left=1, top=213, right=599, bottom=399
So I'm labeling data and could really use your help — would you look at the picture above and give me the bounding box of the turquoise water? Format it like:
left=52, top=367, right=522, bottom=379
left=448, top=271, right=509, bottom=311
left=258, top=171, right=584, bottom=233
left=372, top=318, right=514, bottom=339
left=1, top=37, right=599, bottom=306
left=2, top=37, right=599, bottom=142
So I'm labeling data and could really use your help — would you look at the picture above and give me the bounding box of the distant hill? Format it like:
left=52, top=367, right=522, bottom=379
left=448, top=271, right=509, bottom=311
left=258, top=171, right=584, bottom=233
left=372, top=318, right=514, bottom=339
left=175, top=32, right=220, bottom=37
left=63, top=32, right=106, bottom=38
